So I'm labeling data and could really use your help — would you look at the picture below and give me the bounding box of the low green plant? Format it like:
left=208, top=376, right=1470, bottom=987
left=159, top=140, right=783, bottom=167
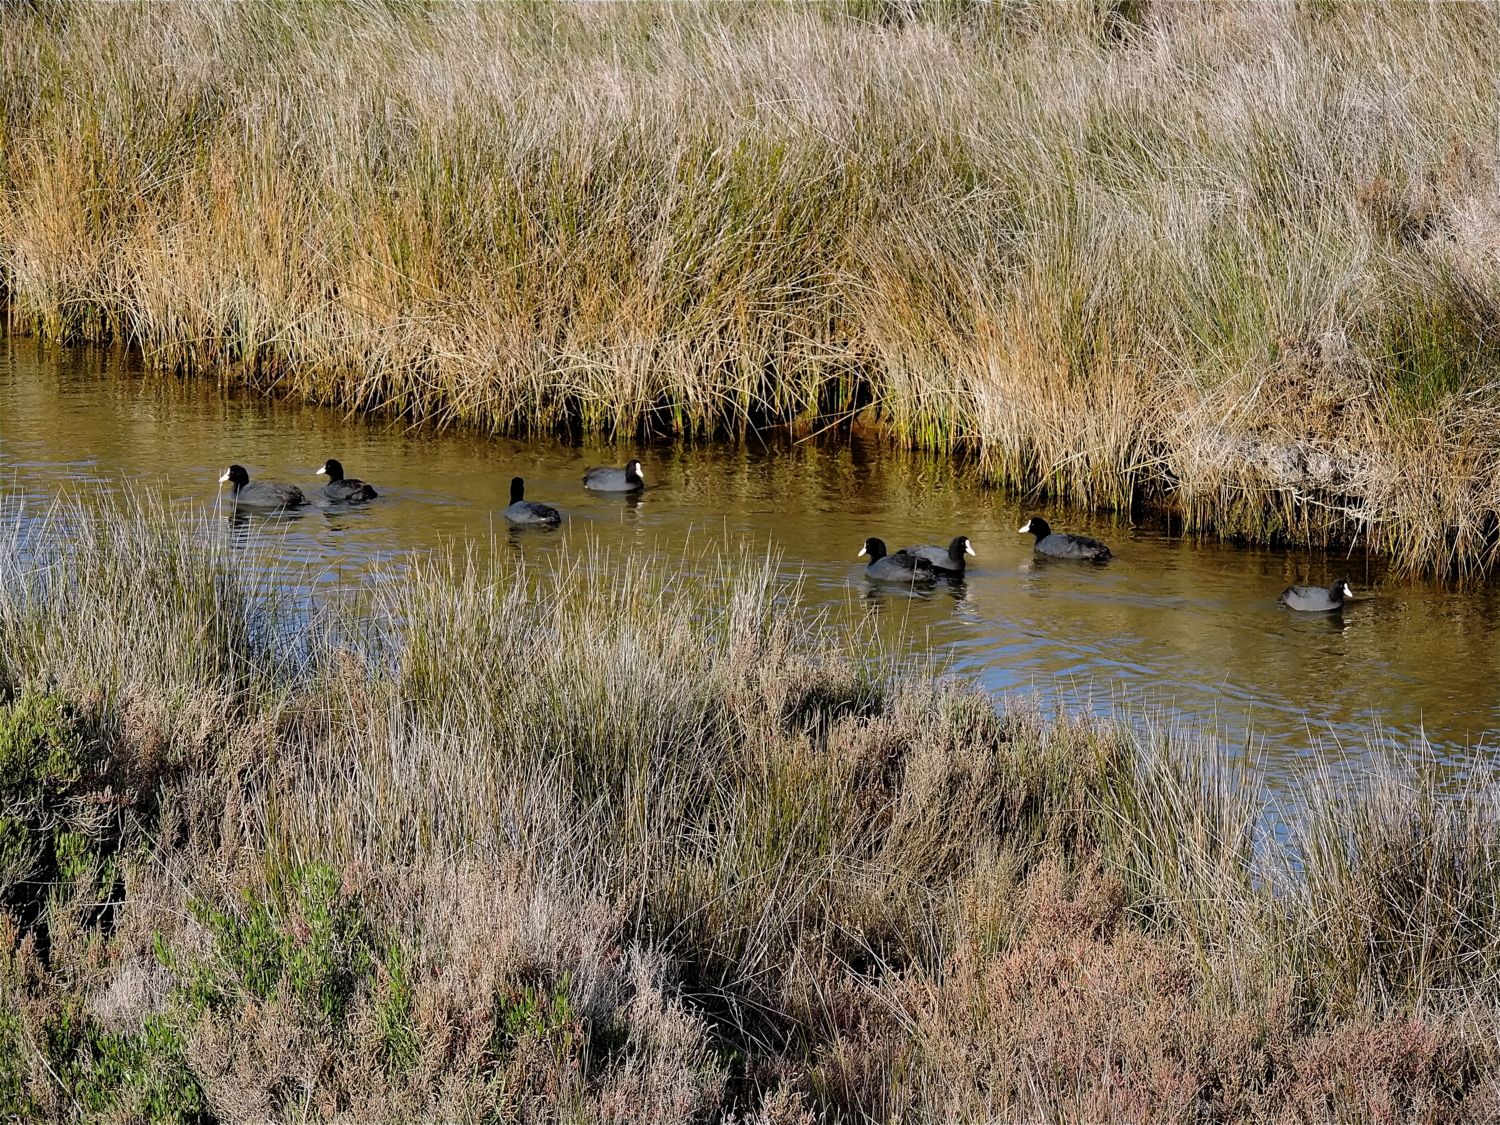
left=0, top=687, right=86, bottom=801
left=372, top=937, right=420, bottom=1076
left=488, top=977, right=579, bottom=1067
left=40, top=1002, right=206, bottom=1124
left=0, top=1001, right=37, bottom=1118
left=0, top=688, right=111, bottom=912
left=185, top=863, right=373, bottom=1029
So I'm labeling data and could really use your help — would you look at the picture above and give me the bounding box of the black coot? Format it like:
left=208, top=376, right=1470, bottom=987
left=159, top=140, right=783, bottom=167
left=1280, top=579, right=1354, bottom=612
left=899, top=535, right=975, bottom=573
left=1018, top=517, right=1111, bottom=560
left=316, top=459, right=378, bottom=502
left=220, top=465, right=306, bottom=510
left=858, top=538, right=936, bottom=583
left=583, top=460, right=645, bottom=492
left=503, top=477, right=562, bottom=524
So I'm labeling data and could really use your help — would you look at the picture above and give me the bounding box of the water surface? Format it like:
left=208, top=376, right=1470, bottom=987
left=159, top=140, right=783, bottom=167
left=3, top=336, right=1497, bottom=783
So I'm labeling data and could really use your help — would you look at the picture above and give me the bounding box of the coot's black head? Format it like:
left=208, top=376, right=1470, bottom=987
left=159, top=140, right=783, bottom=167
left=510, top=477, right=526, bottom=504
left=1017, top=516, right=1051, bottom=539
left=317, top=459, right=346, bottom=481
left=625, top=459, right=645, bottom=482
left=950, top=535, right=976, bottom=559
left=1334, top=578, right=1354, bottom=600
left=220, top=465, right=249, bottom=487
left=858, top=537, right=888, bottom=561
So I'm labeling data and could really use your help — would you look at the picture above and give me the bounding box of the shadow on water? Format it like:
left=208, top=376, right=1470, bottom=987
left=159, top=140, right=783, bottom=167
left=4, top=334, right=1499, bottom=787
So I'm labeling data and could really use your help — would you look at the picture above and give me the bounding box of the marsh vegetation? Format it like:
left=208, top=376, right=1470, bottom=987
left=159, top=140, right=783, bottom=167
left=5, top=3, right=1500, bottom=1115
left=0, top=493, right=1499, bottom=1121
left=3, top=1, right=1499, bottom=573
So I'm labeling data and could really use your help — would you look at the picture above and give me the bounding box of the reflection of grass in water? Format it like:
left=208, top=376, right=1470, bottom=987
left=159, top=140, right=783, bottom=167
left=2, top=492, right=1500, bottom=1116
left=5, top=3, right=1500, bottom=574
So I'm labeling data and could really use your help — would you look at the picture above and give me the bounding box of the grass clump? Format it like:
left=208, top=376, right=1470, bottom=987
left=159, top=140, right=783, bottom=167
left=0, top=686, right=207, bottom=1123
left=0, top=689, right=90, bottom=895
left=0, top=491, right=1499, bottom=1119
left=0, top=687, right=125, bottom=946
left=2, top=2, right=1500, bottom=573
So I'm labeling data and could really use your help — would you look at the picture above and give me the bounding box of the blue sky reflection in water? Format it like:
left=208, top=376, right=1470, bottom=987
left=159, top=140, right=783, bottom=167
left=3, top=335, right=1498, bottom=784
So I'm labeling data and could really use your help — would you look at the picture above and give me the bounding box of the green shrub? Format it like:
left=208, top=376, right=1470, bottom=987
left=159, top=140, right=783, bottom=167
left=0, top=689, right=105, bottom=907
left=0, top=1001, right=39, bottom=1118
left=186, top=863, right=373, bottom=1029
left=43, top=1003, right=206, bottom=1124
left=372, top=937, right=420, bottom=1075
left=0, top=687, right=86, bottom=803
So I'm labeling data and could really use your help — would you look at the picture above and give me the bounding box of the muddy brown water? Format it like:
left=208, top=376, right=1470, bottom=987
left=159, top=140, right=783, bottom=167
left=3, top=336, right=1497, bottom=785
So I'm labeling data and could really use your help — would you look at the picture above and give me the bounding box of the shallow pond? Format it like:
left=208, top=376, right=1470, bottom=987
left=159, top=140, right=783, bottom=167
left=3, top=335, right=1498, bottom=782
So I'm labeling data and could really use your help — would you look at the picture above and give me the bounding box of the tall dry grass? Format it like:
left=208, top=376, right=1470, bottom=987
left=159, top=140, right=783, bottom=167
left=2, top=491, right=1500, bottom=1120
left=2, top=1, right=1499, bottom=574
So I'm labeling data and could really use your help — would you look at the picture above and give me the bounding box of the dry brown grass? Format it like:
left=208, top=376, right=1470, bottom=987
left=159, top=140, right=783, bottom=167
left=1, top=494, right=1500, bottom=1120
left=838, top=858, right=1499, bottom=1123
left=3, top=2, right=1500, bottom=573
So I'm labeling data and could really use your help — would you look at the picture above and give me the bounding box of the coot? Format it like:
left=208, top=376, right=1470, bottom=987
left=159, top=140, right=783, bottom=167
left=503, top=477, right=562, bottom=524
left=1018, top=517, right=1111, bottom=561
left=858, top=538, right=936, bottom=583
left=900, top=535, right=975, bottom=573
left=315, top=459, right=378, bottom=502
left=583, top=460, right=646, bottom=492
left=219, top=465, right=306, bottom=510
left=1280, top=579, right=1354, bottom=612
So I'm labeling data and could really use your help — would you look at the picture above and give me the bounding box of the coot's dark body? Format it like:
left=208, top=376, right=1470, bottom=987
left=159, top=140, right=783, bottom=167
left=1018, top=517, right=1111, bottom=560
left=1280, top=579, right=1354, bottom=612
left=858, top=538, right=936, bottom=583
left=221, top=465, right=306, bottom=510
left=503, top=477, right=562, bottom=524
left=317, top=459, right=378, bottom=502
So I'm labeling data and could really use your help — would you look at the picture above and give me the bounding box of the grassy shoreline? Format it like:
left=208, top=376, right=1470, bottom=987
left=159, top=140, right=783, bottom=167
left=1, top=492, right=1499, bottom=1121
left=3, top=2, right=1500, bottom=575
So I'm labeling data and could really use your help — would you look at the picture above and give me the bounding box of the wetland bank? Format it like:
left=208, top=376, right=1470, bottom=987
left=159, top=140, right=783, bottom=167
left=5, top=1, right=1500, bottom=575
left=4, top=1, right=1500, bottom=1121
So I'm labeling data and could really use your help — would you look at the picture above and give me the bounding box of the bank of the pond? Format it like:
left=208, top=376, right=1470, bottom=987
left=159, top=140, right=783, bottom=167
left=12, top=331, right=1500, bottom=777
left=1, top=494, right=1498, bottom=1122
left=3, top=2, right=1500, bottom=576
